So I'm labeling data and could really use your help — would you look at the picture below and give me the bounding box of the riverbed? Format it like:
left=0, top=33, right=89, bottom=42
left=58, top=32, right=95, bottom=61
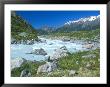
left=11, top=36, right=91, bottom=61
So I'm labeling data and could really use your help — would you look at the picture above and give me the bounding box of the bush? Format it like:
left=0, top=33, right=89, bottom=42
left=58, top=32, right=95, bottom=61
left=57, top=49, right=100, bottom=76
left=11, top=12, right=38, bottom=42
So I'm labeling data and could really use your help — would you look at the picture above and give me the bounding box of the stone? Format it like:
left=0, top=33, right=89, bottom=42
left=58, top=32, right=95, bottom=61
left=82, top=54, right=96, bottom=58
left=31, top=48, right=47, bottom=55
left=62, top=38, right=71, bottom=42
left=49, top=43, right=53, bottom=45
left=37, top=63, right=49, bottom=74
left=20, top=69, right=31, bottom=77
left=37, top=39, right=47, bottom=43
left=11, top=38, right=17, bottom=44
left=26, top=40, right=34, bottom=45
left=86, top=63, right=91, bottom=68
left=60, top=46, right=67, bottom=50
left=18, top=32, right=27, bottom=37
left=50, top=46, right=69, bottom=60
left=82, top=44, right=94, bottom=49
left=11, top=37, right=35, bottom=45
left=11, top=57, right=26, bottom=70
left=37, top=61, right=57, bottom=74
left=70, top=40, right=74, bottom=43
left=69, top=70, right=76, bottom=76
left=88, top=41, right=92, bottom=44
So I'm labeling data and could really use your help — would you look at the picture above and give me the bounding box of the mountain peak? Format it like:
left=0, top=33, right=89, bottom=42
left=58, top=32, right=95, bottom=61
left=64, top=15, right=100, bottom=25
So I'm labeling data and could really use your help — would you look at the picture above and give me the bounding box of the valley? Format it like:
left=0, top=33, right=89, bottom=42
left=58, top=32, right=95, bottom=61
left=11, top=12, right=100, bottom=77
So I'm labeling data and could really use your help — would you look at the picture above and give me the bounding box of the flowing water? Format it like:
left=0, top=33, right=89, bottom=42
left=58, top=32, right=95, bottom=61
left=11, top=37, right=88, bottom=61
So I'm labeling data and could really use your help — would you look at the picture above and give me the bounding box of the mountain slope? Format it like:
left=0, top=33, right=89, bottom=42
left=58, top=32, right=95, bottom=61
left=11, top=11, right=38, bottom=41
left=56, top=15, right=100, bottom=32
left=37, top=26, right=56, bottom=35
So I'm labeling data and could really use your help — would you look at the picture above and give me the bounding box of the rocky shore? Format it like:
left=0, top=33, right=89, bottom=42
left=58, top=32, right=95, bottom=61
left=11, top=36, right=100, bottom=77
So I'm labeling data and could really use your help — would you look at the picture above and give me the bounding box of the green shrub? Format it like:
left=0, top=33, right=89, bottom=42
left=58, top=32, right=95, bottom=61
left=58, top=49, right=100, bottom=76
left=11, top=12, right=38, bottom=41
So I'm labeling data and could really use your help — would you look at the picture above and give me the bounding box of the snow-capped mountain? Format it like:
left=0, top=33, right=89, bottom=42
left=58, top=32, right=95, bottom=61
left=37, top=15, right=100, bottom=34
left=56, top=15, right=100, bottom=32
left=64, top=15, right=100, bottom=25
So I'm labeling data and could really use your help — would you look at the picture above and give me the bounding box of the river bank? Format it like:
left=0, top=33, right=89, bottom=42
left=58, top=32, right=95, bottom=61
left=11, top=35, right=100, bottom=77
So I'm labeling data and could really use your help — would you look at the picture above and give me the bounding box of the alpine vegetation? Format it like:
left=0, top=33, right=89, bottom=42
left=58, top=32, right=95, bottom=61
left=11, top=11, right=100, bottom=77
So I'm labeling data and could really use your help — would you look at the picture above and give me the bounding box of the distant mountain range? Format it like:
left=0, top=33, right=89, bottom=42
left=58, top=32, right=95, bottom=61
left=64, top=15, right=100, bottom=25
left=37, top=15, right=100, bottom=34
left=37, top=26, right=56, bottom=35
left=56, top=15, right=100, bottom=32
left=11, top=12, right=100, bottom=37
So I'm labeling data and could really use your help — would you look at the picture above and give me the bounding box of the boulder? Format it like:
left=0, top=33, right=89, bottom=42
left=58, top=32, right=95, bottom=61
left=70, top=40, right=74, bottom=43
left=69, top=70, right=76, bottom=76
left=20, top=69, right=31, bottom=77
left=11, top=38, right=17, bottom=44
left=37, top=39, right=47, bottom=43
left=20, top=39, right=35, bottom=45
left=86, top=63, right=91, bottom=69
left=11, top=38, right=35, bottom=45
left=26, top=40, right=34, bottom=45
left=18, top=32, right=27, bottom=37
left=37, top=63, right=49, bottom=74
left=82, top=44, right=94, bottom=49
left=31, top=48, right=47, bottom=55
left=37, top=61, right=57, bottom=74
left=62, top=38, right=71, bottom=42
left=50, top=46, right=69, bottom=60
left=88, top=41, right=92, bottom=44
left=60, top=46, right=67, bottom=50
left=11, top=38, right=22, bottom=44
left=11, top=57, right=26, bottom=70
left=93, top=42, right=100, bottom=49
left=49, top=43, right=53, bottom=45
left=82, top=54, right=96, bottom=58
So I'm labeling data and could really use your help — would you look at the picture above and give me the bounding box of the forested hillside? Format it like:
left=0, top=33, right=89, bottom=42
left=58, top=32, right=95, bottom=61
left=11, top=11, right=38, bottom=42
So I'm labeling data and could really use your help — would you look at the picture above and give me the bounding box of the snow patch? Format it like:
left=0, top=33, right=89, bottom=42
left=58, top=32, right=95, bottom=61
left=64, top=15, right=100, bottom=25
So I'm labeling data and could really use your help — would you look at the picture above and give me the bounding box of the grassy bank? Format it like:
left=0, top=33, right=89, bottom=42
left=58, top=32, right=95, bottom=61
left=57, top=48, right=100, bottom=77
left=43, top=29, right=100, bottom=41
left=11, top=48, right=100, bottom=77
left=11, top=61, right=45, bottom=77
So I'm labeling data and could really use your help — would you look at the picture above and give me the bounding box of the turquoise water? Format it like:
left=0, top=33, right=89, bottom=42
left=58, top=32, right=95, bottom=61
left=11, top=37, right=87, bottom=61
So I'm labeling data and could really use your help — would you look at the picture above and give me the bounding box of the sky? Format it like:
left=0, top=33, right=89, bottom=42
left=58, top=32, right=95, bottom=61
left=16, top=11, right=100, bottom=29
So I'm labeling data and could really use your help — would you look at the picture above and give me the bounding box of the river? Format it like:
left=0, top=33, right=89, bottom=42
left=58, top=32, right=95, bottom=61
left=11, top=37, right=88, bottom=61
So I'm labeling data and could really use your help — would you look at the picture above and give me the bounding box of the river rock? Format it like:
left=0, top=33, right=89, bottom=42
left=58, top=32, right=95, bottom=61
left=20, top=39, right=35, bottom=45
left=11, top=57, right=26, bottom=70
left=11, top=38, right=22, bottom=44
left=20, top=69, right=31, bottom=77
left=93, top=42, right=100, bottom=49
left=70, top=40, right=75, bottom=43
left=62, top=38, right=71, bottom=42
left=11, top=38, right=35, bottom=45
left=60, top=46, right=67, bottom=50
left=26, top=40, right=34, bottom=45
left=82, top=54, right=96, bottom=58
left=11, top=38, right=17, bottom=44
left=49, top=43, right=53, bottom=45
left=82, top=43, right=94, bottom=49
left=50, top=46, right=69, bottom=60
left=37, top=61, right=57, bottom=74
left=31, top=48, right=47, bottom=55
left=37, top=38, right=47, bottom=43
